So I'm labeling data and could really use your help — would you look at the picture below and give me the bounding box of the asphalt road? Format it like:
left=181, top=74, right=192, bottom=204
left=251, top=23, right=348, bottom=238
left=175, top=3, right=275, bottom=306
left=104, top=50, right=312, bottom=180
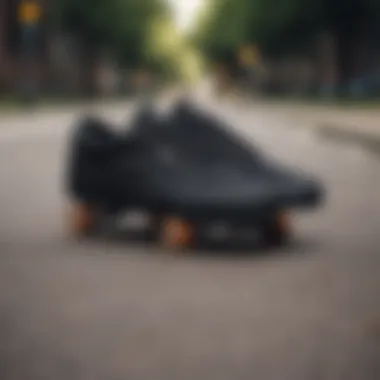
left=0, top=98, right=379, bottom=380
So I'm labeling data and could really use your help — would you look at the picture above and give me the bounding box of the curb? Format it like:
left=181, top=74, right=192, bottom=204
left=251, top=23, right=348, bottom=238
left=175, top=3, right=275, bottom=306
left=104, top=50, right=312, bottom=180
left=316, top=124, right=380, bottom=156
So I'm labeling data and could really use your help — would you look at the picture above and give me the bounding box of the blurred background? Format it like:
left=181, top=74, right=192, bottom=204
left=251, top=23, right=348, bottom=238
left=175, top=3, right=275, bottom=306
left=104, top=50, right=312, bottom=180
left=0, top=0, right=380, bottom=102
left=0, top=0, right=201, bottom=103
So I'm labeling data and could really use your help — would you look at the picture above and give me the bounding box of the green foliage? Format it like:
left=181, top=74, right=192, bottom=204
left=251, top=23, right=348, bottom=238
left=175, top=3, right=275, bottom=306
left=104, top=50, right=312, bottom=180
left=145, top=17, right=204, bottom=83
left=193, top=0, right=251, bottom=61
left=194, top=0, right=380, bottom=61
left=52, top=0, right=171, bottom=67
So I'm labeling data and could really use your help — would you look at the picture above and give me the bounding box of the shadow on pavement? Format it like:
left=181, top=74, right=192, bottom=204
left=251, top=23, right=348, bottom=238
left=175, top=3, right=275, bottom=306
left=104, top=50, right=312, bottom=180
left=76, top=226, right=323, bottom=261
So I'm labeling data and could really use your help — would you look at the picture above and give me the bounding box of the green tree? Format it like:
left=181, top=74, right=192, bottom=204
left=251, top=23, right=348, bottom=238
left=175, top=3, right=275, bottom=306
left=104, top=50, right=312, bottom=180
left=49, top=0, right=172, bottom=93
left=146, top=16, right=204, bottom=84
left=194, top=0, right=380, bottom=83
left=52, top=0, right=171, bottom=68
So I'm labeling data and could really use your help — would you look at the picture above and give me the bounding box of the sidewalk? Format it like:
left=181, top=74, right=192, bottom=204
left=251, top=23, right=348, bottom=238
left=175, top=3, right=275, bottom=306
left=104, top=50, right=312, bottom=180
left=0, top=87, right=180, bottom=127
left=0, top=85, right=176, bottom=116
left=265, top=102, right=380, bottom=154
left=227, top=95, right=380, bottom=155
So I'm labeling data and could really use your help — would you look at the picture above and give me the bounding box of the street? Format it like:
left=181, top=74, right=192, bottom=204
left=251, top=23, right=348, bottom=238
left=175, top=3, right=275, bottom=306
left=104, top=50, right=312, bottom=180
left=0, top=98, right=379, bottom=380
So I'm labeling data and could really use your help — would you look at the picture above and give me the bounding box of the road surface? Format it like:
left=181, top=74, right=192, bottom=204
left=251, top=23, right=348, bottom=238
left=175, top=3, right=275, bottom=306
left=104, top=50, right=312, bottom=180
left=0, top=99, right=379, bottom=380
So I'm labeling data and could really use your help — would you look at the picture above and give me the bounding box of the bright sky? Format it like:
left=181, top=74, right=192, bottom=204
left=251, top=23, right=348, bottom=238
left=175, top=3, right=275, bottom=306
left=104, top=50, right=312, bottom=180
left=168, top=0, right=203, bottom=31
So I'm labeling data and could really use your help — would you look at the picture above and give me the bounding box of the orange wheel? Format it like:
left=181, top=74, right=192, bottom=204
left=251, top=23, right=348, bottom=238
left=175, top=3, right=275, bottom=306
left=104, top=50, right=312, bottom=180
left=262, top=211, right=291, bottom=247
left=68, top=202, right=98, bottom=237
left=275, top=211, right=290, bottom=234
left=159, top=217, right=195, bottom=250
